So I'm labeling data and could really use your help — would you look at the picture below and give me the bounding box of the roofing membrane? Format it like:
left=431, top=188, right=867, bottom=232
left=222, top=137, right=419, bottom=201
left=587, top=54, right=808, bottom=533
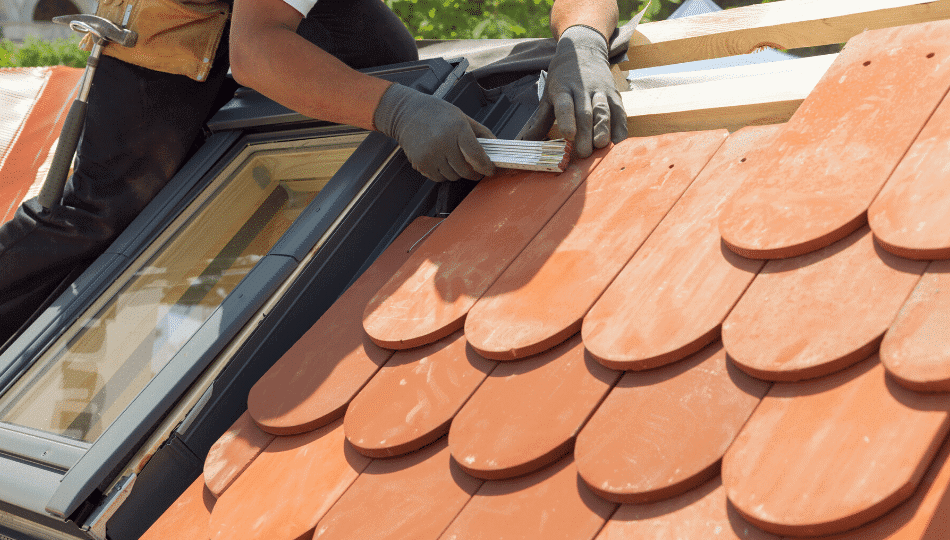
left=139, top=18, right=950, bottom=540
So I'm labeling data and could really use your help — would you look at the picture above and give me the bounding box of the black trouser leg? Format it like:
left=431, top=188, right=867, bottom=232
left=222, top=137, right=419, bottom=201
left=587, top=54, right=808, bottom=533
left=0, top=52, right=231, bottom=347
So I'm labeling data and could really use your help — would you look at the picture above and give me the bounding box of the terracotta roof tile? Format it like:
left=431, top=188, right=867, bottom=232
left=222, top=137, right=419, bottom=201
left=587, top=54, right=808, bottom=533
left=881, top=259, right=950, bottom=392
left=439, top=455, right=615, bottom=540
left=722, top=357, right=950, bottom=537
left=140, top=475, right=215, bottom=540
left=817, top=436, right=950, bottom=540
left=870, top=91, right=950, bottom=261
left=149, top=20, right=950, bottom=540
left=448, top=334, right=618, bottom=480
left=583, top=125, right=776, bottom=370
left=723, top=226, right=926, bottom=381
left=719, top=20, right=950, bottom=260
left=576, top=341, right=769, bottom=504
left=344, top=330, right=493, bottom=458
left=203, top=411, right=275, bottom=497
left=363, top=153, right=606, bottom=350
left=246, top=216, right=440, bottom=435
left=208, top=419, right=369, bottom=540
left=465, top=130, right=728, bottom=360
left=313, top=438, right=481, bottom=540
left=596, top=476, right=780, bottom=540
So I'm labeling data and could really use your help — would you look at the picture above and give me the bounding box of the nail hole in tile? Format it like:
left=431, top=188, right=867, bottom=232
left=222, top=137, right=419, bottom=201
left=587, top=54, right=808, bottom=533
left=863, top=61, right=872, bottom=67
left=740, top=158, right=747, bottom=163
left=620, top=167, right=625, bottom=171
left=928, top=52, right=936, bottom=59
left=668, top=164, right=675, bottom=169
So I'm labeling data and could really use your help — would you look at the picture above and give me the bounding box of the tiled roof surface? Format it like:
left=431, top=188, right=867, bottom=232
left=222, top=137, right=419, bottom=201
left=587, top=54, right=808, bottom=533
left=145, top=20, right=950, bottom=540
left=0, top=66, right=82, bottom=224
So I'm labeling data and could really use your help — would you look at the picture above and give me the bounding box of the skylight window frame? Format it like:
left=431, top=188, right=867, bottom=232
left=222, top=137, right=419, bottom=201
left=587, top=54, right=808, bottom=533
left=0, top=58, right=464, bottom=537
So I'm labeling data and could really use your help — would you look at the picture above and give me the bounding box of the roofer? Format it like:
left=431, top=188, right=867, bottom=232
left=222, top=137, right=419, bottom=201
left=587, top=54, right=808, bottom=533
left=0, top=0, right=627, bottom=346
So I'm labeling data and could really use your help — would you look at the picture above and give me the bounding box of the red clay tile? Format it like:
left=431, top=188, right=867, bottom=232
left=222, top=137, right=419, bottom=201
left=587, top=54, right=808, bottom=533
left=344, top=330, right=494, bottom=458
left=363, top=152, right=606, bottom=350
left=140, top=475, right=215, bottom=540
left=722, top=357, right=950, bottom=537
left=439, top=455, right=615, bottom=540
left=596, top=476, right=779, bottom=540
left=584, top=126, right=776, bottom=370
left=203, top=411, right=275, bottom=497
left=723, top=226, right=926, bottom=381
left=881, top=260, right=950, bottom=392
left=312, top=438, right=482, bottom=540
left=575, top=341, right=769, bottom=504
left=870, top=91, right=950, bottom=261
left=465, top=130, right=728, bottom=361
left=719, top=21, right=950, bottom=260
left=448, top=334, right=620, bottom=480
left=209, top=418, right=370, bottom=540
left=813, top=435, right=950, bottom=540
left=247, top=217, right=440, bottom=436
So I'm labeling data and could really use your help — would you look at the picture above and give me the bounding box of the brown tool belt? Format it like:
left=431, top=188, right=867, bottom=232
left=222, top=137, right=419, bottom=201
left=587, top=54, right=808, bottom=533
left=81, top=0, right=230, bottom=82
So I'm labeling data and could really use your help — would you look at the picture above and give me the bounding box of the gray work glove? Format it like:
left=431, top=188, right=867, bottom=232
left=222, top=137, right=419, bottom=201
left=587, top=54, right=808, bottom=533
left=519, top=25, right=628, bottom=158
left=374, top=83, right=497, bottom=183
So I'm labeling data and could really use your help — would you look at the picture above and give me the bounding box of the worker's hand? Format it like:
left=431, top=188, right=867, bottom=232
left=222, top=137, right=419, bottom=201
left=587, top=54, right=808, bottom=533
left=519, top=25, right=627, bottom=157
left=374, top=83, right=497, bottom=183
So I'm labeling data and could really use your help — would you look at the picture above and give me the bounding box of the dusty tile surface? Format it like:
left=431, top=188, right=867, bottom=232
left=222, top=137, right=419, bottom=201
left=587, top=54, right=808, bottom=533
left=583, top=125, right=774, bottom=370
left=870, top=90, right=950, bottom=260
left=246, top=217, right=438, bottom=435
left=465, top=130, right=727, bottom=360
left=148, top=21, right=950, bottom=540
left=344, top=330, right=493, bottom=458
left=203, top=411, right=275, bottom=497
left=439, top=456, right=615, bottom=540
left=719, top=20, right=950, bottom=259
left=723, top=227, right=926, bottom=381
left=576, top=342, right=769, bottom=503
left=363, top=152, right=606, bottom=350
left=723, top=358, right=950, bottom=537
left=208, top=419, right=369, bottom=540
left=881, top=260, right=950, bottom=392
left=449, top=335, right=619, bottom=480
left=313, top=439, right=481, bottom=540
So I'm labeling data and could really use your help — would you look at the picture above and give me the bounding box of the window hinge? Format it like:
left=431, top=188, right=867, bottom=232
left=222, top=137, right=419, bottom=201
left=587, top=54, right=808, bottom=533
left=81, top=473, right=136, bottom=540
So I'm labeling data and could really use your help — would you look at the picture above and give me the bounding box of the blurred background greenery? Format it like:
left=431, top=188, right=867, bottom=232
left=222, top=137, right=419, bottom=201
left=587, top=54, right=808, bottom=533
left=0, top=0, right=785, bottom=68
left=387, top=0, right=776, bottom=39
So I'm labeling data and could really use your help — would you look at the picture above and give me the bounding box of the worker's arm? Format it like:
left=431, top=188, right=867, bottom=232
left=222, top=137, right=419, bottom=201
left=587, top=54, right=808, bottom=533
left=550, top=0, right=619, bottom=40
left=229, top=0, right=495, bottom=182
left=520, top=0, right=626, bottom=157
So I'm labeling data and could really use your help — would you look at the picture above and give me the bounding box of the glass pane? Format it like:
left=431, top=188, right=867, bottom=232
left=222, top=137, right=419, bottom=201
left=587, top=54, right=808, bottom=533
left=0, top=133, right=367, bottom=443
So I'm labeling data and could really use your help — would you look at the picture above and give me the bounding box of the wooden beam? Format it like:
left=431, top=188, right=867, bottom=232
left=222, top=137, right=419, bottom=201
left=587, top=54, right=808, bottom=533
left=621, top=0, right=950, bottom=70
left=622, top=54, right=836, bottom=136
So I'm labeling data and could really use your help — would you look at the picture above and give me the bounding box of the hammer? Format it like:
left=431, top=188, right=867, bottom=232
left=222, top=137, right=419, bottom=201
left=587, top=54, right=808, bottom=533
left=37, top=14, right=137, bottom=212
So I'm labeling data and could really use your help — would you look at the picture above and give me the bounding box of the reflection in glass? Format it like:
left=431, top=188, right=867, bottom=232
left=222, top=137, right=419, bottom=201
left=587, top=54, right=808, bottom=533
left=0, top=133, right=366, bottom=442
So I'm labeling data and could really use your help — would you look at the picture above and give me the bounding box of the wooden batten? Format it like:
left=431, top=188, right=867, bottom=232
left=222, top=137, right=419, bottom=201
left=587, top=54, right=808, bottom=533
left=621, top=0, right=950, bottom=70
left=623, top=53, right=836, bottom=136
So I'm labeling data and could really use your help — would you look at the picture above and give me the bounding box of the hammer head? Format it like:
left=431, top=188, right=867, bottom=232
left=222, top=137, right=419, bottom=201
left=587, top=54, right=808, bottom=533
left=53, top=14, right=137, bottom=48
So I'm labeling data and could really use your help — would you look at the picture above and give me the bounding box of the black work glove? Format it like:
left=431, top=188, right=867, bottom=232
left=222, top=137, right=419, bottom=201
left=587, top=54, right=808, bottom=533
left=519, top=25, right=628, bottom=158
left=374, top=83, right=497, bottom=183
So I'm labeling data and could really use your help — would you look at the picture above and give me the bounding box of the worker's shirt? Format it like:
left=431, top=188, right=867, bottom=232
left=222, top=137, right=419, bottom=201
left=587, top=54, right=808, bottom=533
left=87, top=0, right=315, bottom=82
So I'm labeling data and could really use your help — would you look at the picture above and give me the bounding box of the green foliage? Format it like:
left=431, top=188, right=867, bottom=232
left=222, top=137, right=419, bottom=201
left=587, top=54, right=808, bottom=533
left=386, top=0, right=555, bottom=39
left=389, top=0, right=774, bottom=39
left=0, top=37, right=88, bottom=68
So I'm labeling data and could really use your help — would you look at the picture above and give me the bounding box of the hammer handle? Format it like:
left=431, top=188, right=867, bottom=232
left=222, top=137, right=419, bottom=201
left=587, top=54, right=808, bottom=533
left=38, top=98, right=87, bottom=211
